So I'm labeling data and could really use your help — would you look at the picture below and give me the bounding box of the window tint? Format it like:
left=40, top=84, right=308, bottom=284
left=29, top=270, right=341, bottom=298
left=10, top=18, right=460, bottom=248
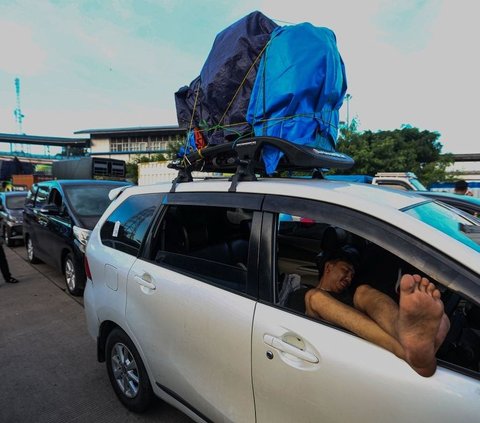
left=151, top=204, right=253, bottom=293
left=63, top=184, right=124, bottom=217
left=35, top=185, right=50, bottom=207
left=101, top=194, right=161, bottom=256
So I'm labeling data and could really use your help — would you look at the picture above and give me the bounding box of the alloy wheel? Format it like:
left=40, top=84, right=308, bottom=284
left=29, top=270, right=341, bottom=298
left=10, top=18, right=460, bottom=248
left=64, top=258, right=76, bottom=292
left=27, top=239, right=34, bottom=261
left=111, top=342, right=140, bottom=399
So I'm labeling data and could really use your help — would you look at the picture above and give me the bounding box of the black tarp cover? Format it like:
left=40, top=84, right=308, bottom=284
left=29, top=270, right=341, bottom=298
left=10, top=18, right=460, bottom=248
left=175, top=11, right=278, bottom=145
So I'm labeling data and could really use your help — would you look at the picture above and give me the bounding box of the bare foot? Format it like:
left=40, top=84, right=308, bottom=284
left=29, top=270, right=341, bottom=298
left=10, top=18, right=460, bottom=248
left=397, top=274, right=445, bottom=377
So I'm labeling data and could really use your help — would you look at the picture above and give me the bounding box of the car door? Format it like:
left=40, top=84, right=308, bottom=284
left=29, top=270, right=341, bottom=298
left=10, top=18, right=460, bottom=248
left=29, top=183, right=52, bottom=261
left=42, top=187, right=73, bottom=268
left=125, top=193, right=262, bottom=422
left=251, top=196, right=480, bottom=423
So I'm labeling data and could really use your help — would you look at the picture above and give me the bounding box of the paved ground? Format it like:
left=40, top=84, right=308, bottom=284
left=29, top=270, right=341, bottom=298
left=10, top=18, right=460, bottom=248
left=0, top=243, right=192, bottom=423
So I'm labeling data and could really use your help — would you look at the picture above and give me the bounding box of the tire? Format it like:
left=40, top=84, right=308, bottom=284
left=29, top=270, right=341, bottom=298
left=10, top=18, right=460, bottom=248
left=4, top=227, right=14, bottom=247
left=105, top=328, right=154, bottom=413
left=26, top=236, right=41, bottom=264
left=64, top=253, right=84, bottom=296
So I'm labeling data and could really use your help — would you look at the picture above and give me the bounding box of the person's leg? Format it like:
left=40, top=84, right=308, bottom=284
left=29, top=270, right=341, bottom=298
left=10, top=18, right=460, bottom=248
left=0, top=244, right=11, bottom=281
left=355, top=275, right=450, bottom=377
left=353, top=283, right=403, bottom=337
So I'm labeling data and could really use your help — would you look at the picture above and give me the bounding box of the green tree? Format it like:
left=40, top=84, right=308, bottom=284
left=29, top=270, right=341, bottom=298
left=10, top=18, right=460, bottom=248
left=332, top=123, right=453, bottom=187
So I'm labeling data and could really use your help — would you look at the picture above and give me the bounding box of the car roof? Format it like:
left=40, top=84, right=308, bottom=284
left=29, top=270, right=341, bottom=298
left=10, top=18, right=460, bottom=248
left=1, top=191, right=27, bottom=196
left=115, top=177, right=480, bottom=279
left=419, top=191, right=480, bottom=206
left=38, top=179, right=130, bottom=186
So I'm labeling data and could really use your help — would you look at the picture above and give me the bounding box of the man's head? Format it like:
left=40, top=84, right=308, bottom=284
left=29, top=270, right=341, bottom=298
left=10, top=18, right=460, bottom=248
left=317, top=246, right=359, bottom=293
left=454, top=180, right=469, bottom=195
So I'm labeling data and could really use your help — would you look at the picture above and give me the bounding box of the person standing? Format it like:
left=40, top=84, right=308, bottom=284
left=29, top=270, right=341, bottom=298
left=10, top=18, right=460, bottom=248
left=0, top=240, right=18, bottom=284
left=454, top=180, right=473, bottom=196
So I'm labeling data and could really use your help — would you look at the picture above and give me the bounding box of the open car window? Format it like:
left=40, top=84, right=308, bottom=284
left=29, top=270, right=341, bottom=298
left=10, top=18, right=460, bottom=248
left=271, top=210, right=480, bottom=377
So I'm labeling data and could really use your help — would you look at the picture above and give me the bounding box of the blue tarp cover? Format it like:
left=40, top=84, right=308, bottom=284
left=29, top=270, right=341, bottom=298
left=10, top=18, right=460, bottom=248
left=174, top=12, right=347, bottom=174
left=246, top=23, right=347, bottom=174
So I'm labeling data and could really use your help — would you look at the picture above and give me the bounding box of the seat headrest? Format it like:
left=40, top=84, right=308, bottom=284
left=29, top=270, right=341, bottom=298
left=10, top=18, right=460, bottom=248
left=321, top=226, right=350, bottom=251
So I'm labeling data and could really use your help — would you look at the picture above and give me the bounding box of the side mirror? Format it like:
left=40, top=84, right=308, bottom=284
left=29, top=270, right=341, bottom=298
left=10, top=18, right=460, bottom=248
left=39, top=204, right=60, bottom=215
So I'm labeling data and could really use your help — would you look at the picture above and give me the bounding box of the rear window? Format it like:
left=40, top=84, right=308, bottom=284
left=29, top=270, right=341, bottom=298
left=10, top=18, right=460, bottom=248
left=63, top=184, right=124, bottom=217
left=405, top=201, right=480, bottom=252
left=6, top=195, right=27, bottom=209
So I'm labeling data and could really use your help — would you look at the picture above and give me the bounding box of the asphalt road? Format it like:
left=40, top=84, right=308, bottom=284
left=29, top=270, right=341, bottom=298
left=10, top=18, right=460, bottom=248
left=0, top=242, right=193, bottom=423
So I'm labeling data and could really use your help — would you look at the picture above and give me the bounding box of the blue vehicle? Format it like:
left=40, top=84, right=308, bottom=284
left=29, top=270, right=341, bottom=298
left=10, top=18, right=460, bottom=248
left=417, top=190, right=480, bottom=218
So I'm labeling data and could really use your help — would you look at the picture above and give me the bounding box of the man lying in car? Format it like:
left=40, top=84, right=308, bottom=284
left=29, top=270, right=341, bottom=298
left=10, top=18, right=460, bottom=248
left=284, top=246, right=450, bottom=377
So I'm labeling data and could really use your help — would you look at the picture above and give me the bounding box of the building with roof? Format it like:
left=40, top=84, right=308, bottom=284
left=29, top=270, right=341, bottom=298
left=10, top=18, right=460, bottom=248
left=74, top=125, right=186, bottom=162
left=0, top=133, right=89, bottom=162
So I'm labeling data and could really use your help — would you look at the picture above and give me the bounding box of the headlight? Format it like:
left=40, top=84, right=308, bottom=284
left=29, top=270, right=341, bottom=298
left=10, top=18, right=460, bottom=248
left=73, top=226, right=92, bottom=253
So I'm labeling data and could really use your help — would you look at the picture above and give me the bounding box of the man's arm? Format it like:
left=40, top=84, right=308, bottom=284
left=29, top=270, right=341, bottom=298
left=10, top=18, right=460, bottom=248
left=305, top=289, right=405, bottom=359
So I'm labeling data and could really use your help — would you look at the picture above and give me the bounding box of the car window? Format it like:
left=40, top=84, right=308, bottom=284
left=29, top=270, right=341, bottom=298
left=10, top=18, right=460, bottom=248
left=376, top=181, right=410, bottom=191
left=272, top=212, right=480, bottom=376
left=148, top=204, right=254, bottom=293
left=6, top=195, right=27, bottom=209
left=63, top=184, right=124, bottom=217
left=35, top=185, right=50, bottom=207
left=100, top=193, right=161, bottom=256
left=404, top=201, right=480, bottom=252
left=48, top=188, right=63, bottom=208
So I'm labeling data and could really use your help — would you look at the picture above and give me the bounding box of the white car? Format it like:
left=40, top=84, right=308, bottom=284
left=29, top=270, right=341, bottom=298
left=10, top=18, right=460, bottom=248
left=84, top=143, right=480, bottom=422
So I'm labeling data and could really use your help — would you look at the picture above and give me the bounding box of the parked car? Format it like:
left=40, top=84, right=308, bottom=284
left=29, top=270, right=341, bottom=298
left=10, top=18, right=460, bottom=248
left=23, top=179, right=130, bottom=295
left=84, top=172, right=480, bottom=422
left=0, top=191, right=27, bottom=246
left=417, top=190, right=480, bottom=218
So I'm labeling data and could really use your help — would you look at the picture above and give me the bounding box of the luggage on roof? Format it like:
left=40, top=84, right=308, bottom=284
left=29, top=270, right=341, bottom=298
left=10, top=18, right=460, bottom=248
left=173, top=11, right=350, bottom=176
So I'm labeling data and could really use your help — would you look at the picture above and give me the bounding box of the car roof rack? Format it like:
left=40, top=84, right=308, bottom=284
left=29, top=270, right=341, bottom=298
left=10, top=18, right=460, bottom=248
left=168, top=136, right=354, bottom=192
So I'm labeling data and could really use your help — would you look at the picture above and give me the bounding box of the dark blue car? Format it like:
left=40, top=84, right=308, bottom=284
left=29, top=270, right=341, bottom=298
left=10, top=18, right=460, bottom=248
left=23, top=179, right=130, bottom=295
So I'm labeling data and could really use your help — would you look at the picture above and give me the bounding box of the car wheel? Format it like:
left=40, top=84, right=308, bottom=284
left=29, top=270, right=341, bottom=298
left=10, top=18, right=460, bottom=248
left=105, top=328, right=154, bottom=413
left=26, top=237, right=41, bottom=263
left=4, top=227, right=14, bottom=247
left=64, top=253, right=84, bottom=296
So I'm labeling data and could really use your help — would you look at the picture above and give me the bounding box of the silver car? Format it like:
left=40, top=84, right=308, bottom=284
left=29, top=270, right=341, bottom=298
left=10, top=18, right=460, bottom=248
left=0, top=191, right=27, bottom=246
left=84, top=178, right=480, bottom=422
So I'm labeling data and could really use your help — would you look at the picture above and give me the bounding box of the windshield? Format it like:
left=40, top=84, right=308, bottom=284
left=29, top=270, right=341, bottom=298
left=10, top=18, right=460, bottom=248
left=404, top=201, right=480, bottom=252
left=63, top=184, right=120, bottom=217
left=410, top=178, right=427, bottom=191
left=6, top=195, right=27, bottom=209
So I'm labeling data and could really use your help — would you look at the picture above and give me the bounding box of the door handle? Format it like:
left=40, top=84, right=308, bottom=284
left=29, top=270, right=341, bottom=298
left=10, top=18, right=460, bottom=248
left=134, top=273, right=156, bottom=290
left=263, top=334, right=319, bottom=363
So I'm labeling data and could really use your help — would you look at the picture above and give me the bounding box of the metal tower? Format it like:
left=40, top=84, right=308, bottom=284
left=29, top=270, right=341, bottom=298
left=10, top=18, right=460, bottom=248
left=13, top=77, right=25, bottom=134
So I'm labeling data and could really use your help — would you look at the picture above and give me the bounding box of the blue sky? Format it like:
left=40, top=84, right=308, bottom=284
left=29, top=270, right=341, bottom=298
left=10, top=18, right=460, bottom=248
left=0, top=0, right=478, bottom=154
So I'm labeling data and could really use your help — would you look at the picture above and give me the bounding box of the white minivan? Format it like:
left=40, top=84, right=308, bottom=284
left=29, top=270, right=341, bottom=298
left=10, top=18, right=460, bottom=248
left=84, top=167, right=480, bottom=422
